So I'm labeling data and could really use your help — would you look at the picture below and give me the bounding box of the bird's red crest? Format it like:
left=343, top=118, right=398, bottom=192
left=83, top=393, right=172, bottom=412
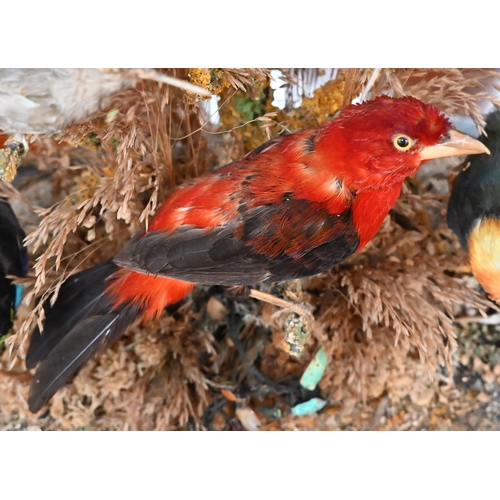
left=313, top=95, right=453, bottom=188
left=338, top=95, right=452, bottom=146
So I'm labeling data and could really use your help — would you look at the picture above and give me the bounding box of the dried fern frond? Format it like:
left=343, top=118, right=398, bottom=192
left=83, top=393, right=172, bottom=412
left=375, top=68, right=500, bottom=134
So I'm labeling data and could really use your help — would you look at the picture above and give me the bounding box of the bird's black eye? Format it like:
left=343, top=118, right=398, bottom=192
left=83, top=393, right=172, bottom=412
left=393, top=134, right=414, bottom=152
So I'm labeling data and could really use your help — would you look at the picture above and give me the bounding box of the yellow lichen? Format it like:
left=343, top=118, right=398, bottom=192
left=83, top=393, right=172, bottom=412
left=284, top=78, right=345, bottom=131
left=0, top=140, right=28, bottom=182
left=187, top=68, right=232, bottom=102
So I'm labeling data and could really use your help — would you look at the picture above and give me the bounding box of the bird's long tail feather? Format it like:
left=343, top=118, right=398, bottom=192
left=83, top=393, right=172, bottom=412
left=26, top=260, right=140, bottom=413
left=26, top=260, right=119, bottom=368
left=28, top=306, right=139, bottom=413
left=26, top=259, right=195, bottom=413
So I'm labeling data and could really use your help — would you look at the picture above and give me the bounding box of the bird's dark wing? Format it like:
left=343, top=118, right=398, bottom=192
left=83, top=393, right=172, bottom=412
left=448, top=113, right=500, bottom=247
left=0, top=199, right=27, bottom=278
left=114, top=198, right=359, bottom=285
left=0, top=199, right=27, bottom=337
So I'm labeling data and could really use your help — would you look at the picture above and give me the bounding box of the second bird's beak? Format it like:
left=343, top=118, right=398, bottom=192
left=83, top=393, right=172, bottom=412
left=420, top=130, right=490, bottom=160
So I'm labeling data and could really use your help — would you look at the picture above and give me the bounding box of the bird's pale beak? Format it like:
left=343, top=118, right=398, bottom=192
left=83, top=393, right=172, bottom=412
left=419, top=130, right=490, bottom=160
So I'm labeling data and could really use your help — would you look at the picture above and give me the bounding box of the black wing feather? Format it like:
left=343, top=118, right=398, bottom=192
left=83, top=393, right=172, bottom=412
left=448, top=111, right=500, bottom=246
left=28, top=304, right=139, bottom=413
left=26, top=259, right=118, bottom=368
left=0, top=199, right=27, bottom=277
left=0, top=199, right=28, bottom=337
left=114, top=199, right=359, bottom=285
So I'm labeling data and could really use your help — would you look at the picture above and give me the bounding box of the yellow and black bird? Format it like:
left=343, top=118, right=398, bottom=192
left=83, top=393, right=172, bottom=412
left=0, top=199, right=27, bottom=341
left=447, top=110, right=500, bottom=301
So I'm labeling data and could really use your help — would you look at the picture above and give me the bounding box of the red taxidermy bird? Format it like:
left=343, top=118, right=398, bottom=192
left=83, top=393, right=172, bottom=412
left=26, top=95, right=489, bottom=413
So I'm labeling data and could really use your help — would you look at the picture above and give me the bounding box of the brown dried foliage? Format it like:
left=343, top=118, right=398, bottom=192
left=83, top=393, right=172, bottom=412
left=345, top=68, right=500, bottom=134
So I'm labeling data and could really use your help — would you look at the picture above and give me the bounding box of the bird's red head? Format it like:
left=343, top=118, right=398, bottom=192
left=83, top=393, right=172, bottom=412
left=316, top=95, right=487, bottom=190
